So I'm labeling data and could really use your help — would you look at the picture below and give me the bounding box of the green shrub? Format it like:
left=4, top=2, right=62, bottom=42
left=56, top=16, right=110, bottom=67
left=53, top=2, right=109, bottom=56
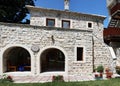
left=0, top=75, right=13, bottom=83
left=96, top=65, right=104, bottom=73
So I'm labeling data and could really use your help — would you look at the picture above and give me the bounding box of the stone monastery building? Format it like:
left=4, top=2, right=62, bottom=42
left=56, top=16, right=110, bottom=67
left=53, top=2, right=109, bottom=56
left=0, top=0, right=116, bottom=76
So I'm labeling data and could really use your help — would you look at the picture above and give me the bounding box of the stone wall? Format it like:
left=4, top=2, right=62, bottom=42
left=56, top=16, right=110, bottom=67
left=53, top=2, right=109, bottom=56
left=92, top=18, right=114, bottom=70
left=29, top=7, right=105, bottom=32
left=93, top=36, right=113, bottom=69
left=0, top=20, right=114, bottom=75
left=0, top=23, right=94, bottom=75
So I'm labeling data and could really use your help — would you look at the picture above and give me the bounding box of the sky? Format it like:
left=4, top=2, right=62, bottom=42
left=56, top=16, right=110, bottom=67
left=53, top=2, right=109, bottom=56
left=34, top=0, right=109, bottom=28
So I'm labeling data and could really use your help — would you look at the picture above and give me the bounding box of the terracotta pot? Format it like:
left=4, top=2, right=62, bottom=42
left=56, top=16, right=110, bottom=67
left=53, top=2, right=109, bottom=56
left=106, top=72, right=113, bottom=78
left=95, top=74, right=99, bottom=78
left=100, top=73, right=103, bottom=78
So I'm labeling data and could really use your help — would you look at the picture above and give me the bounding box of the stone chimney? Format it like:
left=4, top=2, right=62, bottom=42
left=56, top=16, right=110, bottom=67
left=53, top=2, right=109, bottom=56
left=64, top=0, right=70, bottom=11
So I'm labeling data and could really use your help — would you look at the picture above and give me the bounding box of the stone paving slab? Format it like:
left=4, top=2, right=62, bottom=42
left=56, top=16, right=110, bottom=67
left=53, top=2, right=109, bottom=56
left=11, top=74, right=96, bottom=83
left=1, top=74, right=118, bottom=83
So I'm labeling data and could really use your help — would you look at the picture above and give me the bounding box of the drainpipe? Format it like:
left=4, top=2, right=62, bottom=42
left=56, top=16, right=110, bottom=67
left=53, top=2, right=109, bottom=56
left=92, top=37, right=95, bottom=72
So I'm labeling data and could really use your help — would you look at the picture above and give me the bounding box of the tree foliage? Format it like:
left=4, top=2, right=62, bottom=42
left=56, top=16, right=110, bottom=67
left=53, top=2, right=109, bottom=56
left=0, top=0, right=35, bottom=23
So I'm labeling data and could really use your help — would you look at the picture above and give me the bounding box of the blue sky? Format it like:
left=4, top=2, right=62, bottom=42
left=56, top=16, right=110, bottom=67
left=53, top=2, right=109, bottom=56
left=34, top=0, right=109, bottom=28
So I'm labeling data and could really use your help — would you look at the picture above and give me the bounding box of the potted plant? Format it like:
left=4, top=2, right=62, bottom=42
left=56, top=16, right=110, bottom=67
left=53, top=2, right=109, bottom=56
left=105, top=67, right=113, bottom=79
left=97, top=65, right=104, bottom=78
left=94, top=71, right=99, bottom=79
left=96, top=65, right=104, bottom=73
left=0, top=75, right=13, bottom=83
left=52, top=75, right=64, bottom=82
left=94, top=65, right=104, bottom=79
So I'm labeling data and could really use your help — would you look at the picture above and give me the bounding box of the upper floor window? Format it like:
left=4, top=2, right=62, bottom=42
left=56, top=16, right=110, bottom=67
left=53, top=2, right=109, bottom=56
left=88, top=22, right=92, bottom=28
left=46, top=18, right=55, bottom=27
left=62, top=20, right=70, bottom=28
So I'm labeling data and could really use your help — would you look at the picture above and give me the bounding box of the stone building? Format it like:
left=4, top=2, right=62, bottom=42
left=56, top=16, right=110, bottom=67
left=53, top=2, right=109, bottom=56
left=0, top=0, right=115, bottom=76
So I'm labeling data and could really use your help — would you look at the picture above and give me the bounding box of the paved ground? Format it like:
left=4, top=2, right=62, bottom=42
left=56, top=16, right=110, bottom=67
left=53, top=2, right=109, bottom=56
left=11, top=74, right=106, bottom=83
left=0, top=72, right=118, bottom=83
left=11, top=75, right=95, bottom=83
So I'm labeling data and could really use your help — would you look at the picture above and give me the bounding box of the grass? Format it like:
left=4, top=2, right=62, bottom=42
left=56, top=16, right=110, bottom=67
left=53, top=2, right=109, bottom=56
left=0, top=78, right=120, bottom=86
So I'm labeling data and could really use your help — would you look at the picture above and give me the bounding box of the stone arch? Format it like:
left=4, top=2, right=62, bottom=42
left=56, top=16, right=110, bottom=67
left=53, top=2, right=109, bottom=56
left=37, top=46, right=68, bottom=74
left=0, top=44, right=34, bottom=75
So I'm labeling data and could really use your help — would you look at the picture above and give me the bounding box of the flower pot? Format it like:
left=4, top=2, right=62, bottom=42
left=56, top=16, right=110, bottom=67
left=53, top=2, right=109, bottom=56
left=52, top=75, right=64, bottom=82
left=100, top=73, right=103, bottom=78
left=106, top=72, right=113, bottom=79
left=95, top=74, right=99, bottom=78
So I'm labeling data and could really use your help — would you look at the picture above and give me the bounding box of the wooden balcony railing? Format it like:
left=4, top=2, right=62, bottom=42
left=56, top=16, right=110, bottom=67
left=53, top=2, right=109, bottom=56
left=110, top=3, right=120, bottom=15
left=104, top=27, right=120, bottom=37
left=104, top=27, right=120, bottom=43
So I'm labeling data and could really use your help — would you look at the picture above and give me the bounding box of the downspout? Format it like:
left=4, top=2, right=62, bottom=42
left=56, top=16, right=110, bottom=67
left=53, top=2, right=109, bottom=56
left=92, top=37, right=95, bottom=72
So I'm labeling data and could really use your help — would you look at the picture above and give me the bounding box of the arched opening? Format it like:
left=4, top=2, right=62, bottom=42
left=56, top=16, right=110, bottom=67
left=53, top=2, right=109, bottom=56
left=40, top=48, right=65, bottom=72
left=3, top=47, right=31, bottom=72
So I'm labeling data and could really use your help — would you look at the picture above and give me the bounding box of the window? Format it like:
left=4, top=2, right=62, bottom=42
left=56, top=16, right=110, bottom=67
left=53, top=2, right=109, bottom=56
left=88, top=22, right=92, bottom=28
left=46, top=18, right=55, bottom=27
left=62, top=20, right=70, bottom=28
left=77, top=47, right=83, bottom=61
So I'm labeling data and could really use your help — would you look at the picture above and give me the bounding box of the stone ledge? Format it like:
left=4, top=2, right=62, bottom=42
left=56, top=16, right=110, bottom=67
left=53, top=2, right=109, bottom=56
left=0, top=22, right=92, bottom=33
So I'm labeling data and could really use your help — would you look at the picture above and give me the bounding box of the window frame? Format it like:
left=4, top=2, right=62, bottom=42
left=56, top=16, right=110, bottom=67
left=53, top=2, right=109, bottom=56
left=87, top=22, right=93, bottom=28
left=75, top=46, right=86, bottom=62
left=46, top=18, right=55, bottom=27
left=62, top=20, right=70, bottom=28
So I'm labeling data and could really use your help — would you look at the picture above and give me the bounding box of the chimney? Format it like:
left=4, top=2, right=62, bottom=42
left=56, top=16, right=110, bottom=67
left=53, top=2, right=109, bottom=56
left=64, top=0, right=70, bottom=11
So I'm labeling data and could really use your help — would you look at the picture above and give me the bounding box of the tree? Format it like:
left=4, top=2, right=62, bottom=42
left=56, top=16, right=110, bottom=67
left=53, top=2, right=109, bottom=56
left=0, top=0, right=35, bottom=23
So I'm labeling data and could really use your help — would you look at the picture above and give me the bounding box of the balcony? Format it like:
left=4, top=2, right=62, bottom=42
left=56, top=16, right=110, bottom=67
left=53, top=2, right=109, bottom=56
left=104, top=27, right=120, bottom=44
left=110, top=3, right=120, bottom=16
left=108, top=0, right=120, bottom=18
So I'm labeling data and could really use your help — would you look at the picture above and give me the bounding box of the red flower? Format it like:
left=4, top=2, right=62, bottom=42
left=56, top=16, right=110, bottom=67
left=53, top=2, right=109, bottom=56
left=52, top=76, right=55, bottom=81
left=7, top=76, right=12, bottom=80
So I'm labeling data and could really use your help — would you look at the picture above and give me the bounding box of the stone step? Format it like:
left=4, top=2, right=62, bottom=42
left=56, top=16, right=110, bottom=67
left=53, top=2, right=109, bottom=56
left=2, top=73, right=117, bottom=83
left=11, top=75, right=96, bottom=83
